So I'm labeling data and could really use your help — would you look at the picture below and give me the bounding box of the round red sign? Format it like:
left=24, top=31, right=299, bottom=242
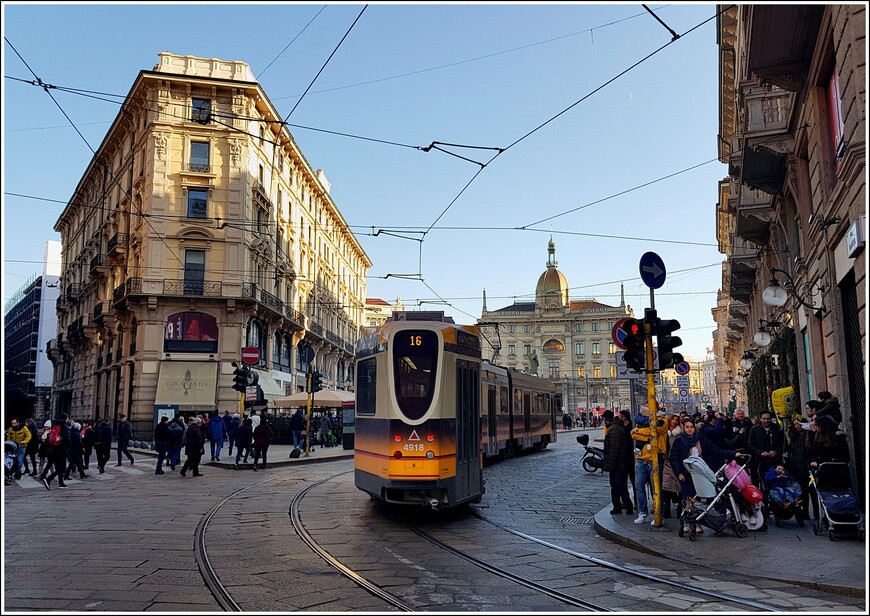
left=241, top=346, right=260, bottom=365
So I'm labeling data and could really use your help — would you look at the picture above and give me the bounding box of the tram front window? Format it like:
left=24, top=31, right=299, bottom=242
left=393, top=330, right=438, bottom=420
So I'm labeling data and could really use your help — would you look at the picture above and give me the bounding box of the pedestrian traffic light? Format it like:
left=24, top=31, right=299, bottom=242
left=657, top=318, right=684, bottom=370
left=622, top=317, right=646, bottom=372
left=232, top=364, right=247, bottom=393
left=311, top=371, right=324, bottom=393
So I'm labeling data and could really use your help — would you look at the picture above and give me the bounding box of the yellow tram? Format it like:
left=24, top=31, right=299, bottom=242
left=354, top=312, right=559, bottom=510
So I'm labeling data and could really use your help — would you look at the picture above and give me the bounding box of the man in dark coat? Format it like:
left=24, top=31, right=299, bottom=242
left=814, top=391, right=842, bottom=435
left=153, top=416, right=171, bottom=475
left=747, top=410, right=784, bottom=484
left=208, top=409, right=227, bottom=462
left=116, top=414, right=134, bottom=466
left=94, top=419, right=113, bottom=473
left=181, top=418, right=205, bottom=477
left=64, top=422, right=88, bottom=480
left=725, top=407, right=751, bottom=452
left=167, top=418, right=184, bottom=471
left=602, top=410, right=632, bottom=515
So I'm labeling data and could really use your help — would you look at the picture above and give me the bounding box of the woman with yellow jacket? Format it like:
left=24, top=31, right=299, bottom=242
left=629, top=405, right=668, bottom=524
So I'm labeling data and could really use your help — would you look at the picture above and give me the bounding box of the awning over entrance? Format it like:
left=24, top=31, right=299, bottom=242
left=155, top=361, right=218, bottom=406
left=255, top=370, right=285, bottom=399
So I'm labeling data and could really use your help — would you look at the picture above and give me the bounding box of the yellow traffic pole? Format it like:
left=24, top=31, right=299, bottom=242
left=304, top=370, right=312, bottom=457
left=645, top=319, right=662, bottom=528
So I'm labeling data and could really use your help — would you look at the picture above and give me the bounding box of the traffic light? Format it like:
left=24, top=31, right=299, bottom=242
left=232, top=364, right=247, bottom=393
left=657, top=318, right=684, bottom=370
left=311, top=371, right=324, bottom=393
left=621, top=317, right=646, bottom=372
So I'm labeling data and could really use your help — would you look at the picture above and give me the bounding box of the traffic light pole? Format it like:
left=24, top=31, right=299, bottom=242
left=645, top=292, right=663, bottom=530
left=305, top=369, right=313, bottom=457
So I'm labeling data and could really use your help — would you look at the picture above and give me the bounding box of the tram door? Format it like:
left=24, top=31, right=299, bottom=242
left=456, top=360, right=481, bottom=499
left=486, top=385, right=497, bottom=455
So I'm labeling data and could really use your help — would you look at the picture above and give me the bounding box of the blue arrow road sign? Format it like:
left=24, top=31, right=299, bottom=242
left=639, top=252, right=666, bottom=289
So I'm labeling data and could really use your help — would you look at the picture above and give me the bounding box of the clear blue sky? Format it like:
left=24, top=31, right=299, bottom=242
left=2, top=2, right=725, bottom=361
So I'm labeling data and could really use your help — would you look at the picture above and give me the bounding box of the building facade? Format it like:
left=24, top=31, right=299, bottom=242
left=364, top=297, right=405, bottom=327
left=714, top=6, right=865, bottom=493
left=4, top=241, right=61, bottom=420
left=479, top=239, right=638, bottom=420
left=46, top=53, right=370, bottom=435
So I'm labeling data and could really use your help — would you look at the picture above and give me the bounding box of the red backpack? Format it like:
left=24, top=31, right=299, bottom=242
left=48, top=425, right=63, bottom=447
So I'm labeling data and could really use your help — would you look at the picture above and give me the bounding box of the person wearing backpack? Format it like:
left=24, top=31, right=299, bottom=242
left=115, top=414, right=135, bottom=466
left=40, top=414, right=70, bottom=490
left=64, top=421, right=88, bottom=480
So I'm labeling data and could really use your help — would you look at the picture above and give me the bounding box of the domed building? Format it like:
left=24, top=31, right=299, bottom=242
left=479, top=239, right=638, bottom=424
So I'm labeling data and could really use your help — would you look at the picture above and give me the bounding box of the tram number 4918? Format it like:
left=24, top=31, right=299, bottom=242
left=403, top=443, right=425, bottom=452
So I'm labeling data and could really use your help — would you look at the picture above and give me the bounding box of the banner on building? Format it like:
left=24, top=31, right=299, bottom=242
left=155, top=361, right=218, bottom=406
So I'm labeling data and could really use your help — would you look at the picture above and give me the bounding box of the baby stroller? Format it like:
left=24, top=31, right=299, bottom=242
left=810, top=462, right=864, bottom=541
left=679, top=454, right=757, bottom=541
left=761, top=466, right=805, bottom=528
left=4, top=440, right=21, bottom=485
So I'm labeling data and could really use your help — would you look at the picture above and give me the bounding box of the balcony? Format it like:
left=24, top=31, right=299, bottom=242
left=107, top=232, right=129, bottom=257
left=89, top=254, right=109, bottom=277
left=182, top=162, right=214, bottom=174
left=65, top=283, right=82, bottom=303
left=745, top=5, right=823, bottom=92
left=113, top=277, right=142, bottom=303
left=242, top=282, right=304, bottom=329
left=56, top=296, right=70, bottom=314
left=163, top=279, right=223, bottom=297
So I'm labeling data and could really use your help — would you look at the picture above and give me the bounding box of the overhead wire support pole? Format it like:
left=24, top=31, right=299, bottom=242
left=642, top=4, right=680, bottom=41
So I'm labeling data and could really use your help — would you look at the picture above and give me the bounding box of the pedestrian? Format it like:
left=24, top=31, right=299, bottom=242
left=251, top=419, right=272, bottom=470
left=180, top=418, right=205, bottom=477
left=94, top=418, right=113, bottom=473
left=208, top=409, right=227, bottom=461
left=628, top=406, right=663, bottom=524
left=250, top=409, right=261, bottom=431
left=786, top=418, right=812, bottom=519
left=619, top=409, right=637, bottom=510
left=153, top=416, right=171, bottom=475
left=5, top=417, right=31, bottom=480
left=167, top=417, right=184, bottom=470
left=699, top=410, right=729, bottom=469
left=80, top=419, right=96, bottom=469
left=601, top=410, right=633, bottom=516
left=747, top=410, right=784, bottom=484
left=40, top=413, right=71, bottom=490
left=814, top=391, right=843, bottom=435
left=725, top=407, right=751, bottom=452
left=63, top=421, right=88, bottom=480
left=660, top=414, right=682, bottom=518
left=234, top=418, right=253, bottom=469
left=669, top=416, right=736, bottom=534
left=290, top=408, right=304, bottom=449
left=318, top=412, right=333, bottom=447
left=226, top=412, right=240, bottom=457
left=115, top=414, right=135, bottom=466
left=23, top=418, right=40, bottom=476
left=36, top=420, right=52, bottom=476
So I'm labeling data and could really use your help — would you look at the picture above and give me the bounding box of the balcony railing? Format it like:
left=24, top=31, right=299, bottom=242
left=89, top=254, right=106, bottom=272
left=113, top=277, right=142, bottom=303
left=163, top=279, right=223, bottom=297
left=93, top=301, right=104, bottom=320
left=242, top=282, right=304, bottom=328
left=108, top=233, right=129, bottom=253
left=183, top=162, right=213, bottom=174
left=65, top=283, right=81, bottom=301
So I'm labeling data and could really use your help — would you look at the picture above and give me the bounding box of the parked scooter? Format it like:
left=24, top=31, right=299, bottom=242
left=576, top=433, right=604, bottom=473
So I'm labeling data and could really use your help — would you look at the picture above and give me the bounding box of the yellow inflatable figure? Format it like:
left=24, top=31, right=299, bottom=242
left=771, top=386, right=799, bottom=421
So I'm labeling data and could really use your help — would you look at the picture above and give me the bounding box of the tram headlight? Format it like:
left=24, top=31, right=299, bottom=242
left=426, top=451, right=435, bottom=460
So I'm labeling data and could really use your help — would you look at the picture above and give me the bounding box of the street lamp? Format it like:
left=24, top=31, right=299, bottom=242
left=739, top=351, right=755, bottom=371
left=753, top=319, right=782, bottom=348
left=763, top=267, right=827, bottom=316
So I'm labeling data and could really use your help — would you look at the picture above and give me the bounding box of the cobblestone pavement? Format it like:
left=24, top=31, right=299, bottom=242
left=3, top=430, right=865, bottom=612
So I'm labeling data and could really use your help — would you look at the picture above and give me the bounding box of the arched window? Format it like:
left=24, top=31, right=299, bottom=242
left=165, top=312, right=218, bottom=353
left=246, top=318, right=266, bottom=365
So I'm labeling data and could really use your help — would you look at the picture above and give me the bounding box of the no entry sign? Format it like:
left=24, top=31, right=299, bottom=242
left=242, top=346, right=260, bottom=365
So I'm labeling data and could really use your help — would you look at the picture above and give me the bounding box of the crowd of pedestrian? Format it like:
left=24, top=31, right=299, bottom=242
left=598, top=390, right=851, bottom=534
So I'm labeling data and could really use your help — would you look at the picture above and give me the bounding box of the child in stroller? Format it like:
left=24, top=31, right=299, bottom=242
left=763, top=464, right=805, bottom=527
left=4, top=440, right=21, bottom=485
left=810, top=461, right=864, bottom=541
left=679, top=453, right=759, bottom=541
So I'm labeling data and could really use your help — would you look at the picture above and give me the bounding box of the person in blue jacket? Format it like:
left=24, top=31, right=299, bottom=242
left=208, top=409, right=228, bottom=461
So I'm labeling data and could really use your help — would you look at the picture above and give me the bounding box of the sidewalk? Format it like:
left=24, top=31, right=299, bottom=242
left=594, top=504, right=866, bottom=597
left=119, top=441, right=354, bottom=470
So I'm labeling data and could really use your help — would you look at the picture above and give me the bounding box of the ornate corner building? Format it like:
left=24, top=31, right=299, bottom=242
left=714, top=6, right=865, bottom=489
left=46, top=53, right=371, bottom=435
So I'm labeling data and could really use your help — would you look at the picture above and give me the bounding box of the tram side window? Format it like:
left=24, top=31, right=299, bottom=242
left=513, top=389, right=523, bottom=415
left=500, top=386, right=509, bottom=414
left=393, top=330, right=439, bottom=420
left=356, top=358, right=377, bottom=416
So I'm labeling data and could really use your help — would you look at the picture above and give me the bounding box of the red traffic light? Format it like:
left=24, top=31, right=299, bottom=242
left=625, top=319, right=642, bottom=336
